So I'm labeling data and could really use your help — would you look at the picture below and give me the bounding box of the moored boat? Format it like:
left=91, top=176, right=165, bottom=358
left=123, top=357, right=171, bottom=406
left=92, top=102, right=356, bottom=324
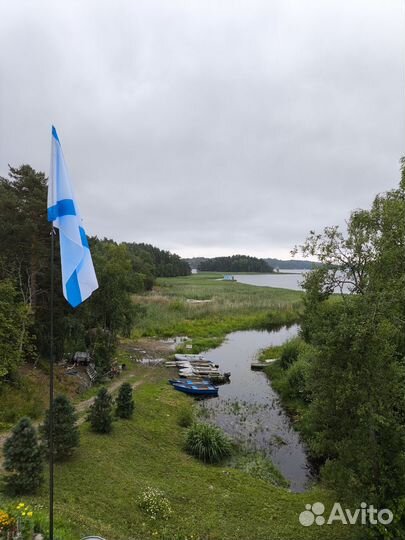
left=174, top=353, right=207, bottom=362
left=169, top=378, right=211, bottom=386
left=172, top=381, right=218, bottom=396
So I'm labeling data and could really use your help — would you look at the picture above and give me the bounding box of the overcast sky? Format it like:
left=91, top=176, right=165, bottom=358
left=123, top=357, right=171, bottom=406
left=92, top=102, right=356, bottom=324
left=0, top=1, right=404, bottom=259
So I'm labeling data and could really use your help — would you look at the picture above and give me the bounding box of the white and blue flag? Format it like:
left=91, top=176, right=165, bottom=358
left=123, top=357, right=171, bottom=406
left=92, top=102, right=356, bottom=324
left=47, top=126, right=98, bottom=307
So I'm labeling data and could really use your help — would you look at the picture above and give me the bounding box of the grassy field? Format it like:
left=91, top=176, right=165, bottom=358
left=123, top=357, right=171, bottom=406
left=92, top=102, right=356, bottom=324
left=1, top=369, right=358, bottom=540
left=132, top=273, right=303, bottom=350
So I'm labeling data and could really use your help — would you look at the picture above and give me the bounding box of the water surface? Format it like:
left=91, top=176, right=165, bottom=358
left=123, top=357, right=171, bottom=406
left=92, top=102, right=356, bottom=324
left=234, top=270, right=306, bottom=291
left=201, top=326, right=312, bottom=492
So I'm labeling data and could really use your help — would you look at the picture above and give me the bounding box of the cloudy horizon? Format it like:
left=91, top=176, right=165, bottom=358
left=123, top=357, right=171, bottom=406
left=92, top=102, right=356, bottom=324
left=1, top=1, right=404, bottom=260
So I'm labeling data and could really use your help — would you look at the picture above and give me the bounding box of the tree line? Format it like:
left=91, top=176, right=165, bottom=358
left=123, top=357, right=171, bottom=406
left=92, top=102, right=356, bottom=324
left=276, top=159, right=405, bottom=538
left=0, top=164, right=190, bottom=382
left=197, top=255, right=272, bottom=273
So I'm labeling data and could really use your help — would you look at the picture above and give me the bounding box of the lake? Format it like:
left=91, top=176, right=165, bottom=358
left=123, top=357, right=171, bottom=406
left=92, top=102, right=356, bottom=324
left=234, top=270, right=307, bottom=291
left=201, top=326, right=313, bottom=492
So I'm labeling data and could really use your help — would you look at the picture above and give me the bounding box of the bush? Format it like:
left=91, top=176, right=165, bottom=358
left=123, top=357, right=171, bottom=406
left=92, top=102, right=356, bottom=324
left=88, top=387, right=113, bottom=433
left=40, top=395, right=80, bottom=460
left=3, top=417, right=43, bottom=494
left=185, top=422, right=232, bottom=463
left=138, top=487, right=173, bottom=520
left=286, top=358, right=311, bottom=402
left=279, top=338, right=303, bottom=369
left=115, top=382, right=134, bottom=419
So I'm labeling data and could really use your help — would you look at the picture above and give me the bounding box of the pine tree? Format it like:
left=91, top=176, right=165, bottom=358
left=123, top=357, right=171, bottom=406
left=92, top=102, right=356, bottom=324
left=40, top=395, right=79, bottom=460
left=88, top=387, right=113, bottom=433
left=115, top=382, right=134, bottom=419
left=3, top=417, right=43, bottom=494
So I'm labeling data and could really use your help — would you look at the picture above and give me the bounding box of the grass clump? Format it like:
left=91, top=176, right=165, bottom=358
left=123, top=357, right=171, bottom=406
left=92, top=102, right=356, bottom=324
left=229, top=451, right=290, bottom=489
left=185, top=422, right=233, bottom=463
left=177, top=406, right=194, bottom=428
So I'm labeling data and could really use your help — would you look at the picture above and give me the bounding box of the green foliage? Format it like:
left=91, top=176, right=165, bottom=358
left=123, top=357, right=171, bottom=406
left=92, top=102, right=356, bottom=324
left=279, top=337, right=302, bottom=369
left=88, top=387, right=114, bottom=433
left=90, top=328, right=117, bottom=377
left=115, top=382, right=134, bottom=419
left=198, top=255, right=272, bottom=273
left=0, top=280, right=33, bottom=381
left=85, top=240, right=138, bottom=338
left=3, top=417, right=43, bottom=494
left=40, top=395, right=79, bottom=460
left=294, top=163, right=405, bottom=523
left=285, top=357, right=311, bottom=402
left=185, top=422, right=233, bottom=463
left=125, top=242, right=191, bottom=278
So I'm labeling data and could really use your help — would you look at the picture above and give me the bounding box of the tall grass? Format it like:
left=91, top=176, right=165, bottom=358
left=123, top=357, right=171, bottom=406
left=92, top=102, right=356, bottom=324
left=132, top=273, right=303, bottom=343
left=185, top=422, right=233, bottom=463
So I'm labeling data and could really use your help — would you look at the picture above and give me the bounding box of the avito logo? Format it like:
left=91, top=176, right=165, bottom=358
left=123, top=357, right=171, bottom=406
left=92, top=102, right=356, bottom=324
left=299, top=502, right=393, bottom=527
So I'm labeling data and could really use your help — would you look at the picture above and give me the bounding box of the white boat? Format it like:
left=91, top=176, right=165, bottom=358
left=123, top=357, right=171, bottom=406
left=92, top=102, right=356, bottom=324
left=175, top=354, right=207, bottom=362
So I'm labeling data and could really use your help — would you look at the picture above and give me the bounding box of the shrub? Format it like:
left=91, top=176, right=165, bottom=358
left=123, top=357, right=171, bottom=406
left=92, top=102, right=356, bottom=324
left=3, top=417, right=43, bottom=494
left=279, top=337, right=303, bottom=369
left=40, top=395, right=80, bottom=460
left=286, top=358, right=311, bottom=402
left=185, top=422, right=232, bottom=463
left=115, top=382, right=134, bottom=419
left=138, top=487, right=172, bottom=520
left=88, top=387, right=113, bottom=433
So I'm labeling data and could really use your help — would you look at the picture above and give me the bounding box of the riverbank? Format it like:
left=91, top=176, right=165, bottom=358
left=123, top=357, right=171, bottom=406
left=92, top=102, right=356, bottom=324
left=132, top=273, right=303, bottom=351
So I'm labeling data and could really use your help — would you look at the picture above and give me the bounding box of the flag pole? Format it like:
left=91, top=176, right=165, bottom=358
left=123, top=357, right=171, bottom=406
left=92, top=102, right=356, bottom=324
left=49, top=225, right=55, bottom=540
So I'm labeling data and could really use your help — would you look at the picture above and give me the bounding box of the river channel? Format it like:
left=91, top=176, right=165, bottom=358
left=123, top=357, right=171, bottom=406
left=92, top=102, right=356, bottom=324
left=200, top=325, right=312, bottom=492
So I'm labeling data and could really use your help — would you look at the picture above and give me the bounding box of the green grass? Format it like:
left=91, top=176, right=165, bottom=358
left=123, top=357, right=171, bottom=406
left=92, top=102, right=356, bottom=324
left=132, top=273, right=303, bottom=349
left=1, top=374, right=358, bottom=540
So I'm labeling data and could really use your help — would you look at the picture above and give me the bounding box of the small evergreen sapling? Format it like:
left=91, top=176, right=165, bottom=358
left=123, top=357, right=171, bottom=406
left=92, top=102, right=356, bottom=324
left=3, top=417, right=43, bottom=494
left=88, top=387, right=113, bottom=433
left=115, top=382, right=134, bottom=419
left=40, top=395, right=80, bottom=460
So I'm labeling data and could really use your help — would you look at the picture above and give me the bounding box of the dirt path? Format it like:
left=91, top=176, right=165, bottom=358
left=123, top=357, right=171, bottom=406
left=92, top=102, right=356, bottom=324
left=75, top=378, right=144, bottom=425
left=0, top=336, right=174, bottom=466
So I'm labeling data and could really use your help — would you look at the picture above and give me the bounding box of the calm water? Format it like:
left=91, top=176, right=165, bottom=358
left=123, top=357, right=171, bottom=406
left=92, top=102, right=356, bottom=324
left=201, top=326, right=312, bottom=492
left=234, top=270, right=306, bottom=291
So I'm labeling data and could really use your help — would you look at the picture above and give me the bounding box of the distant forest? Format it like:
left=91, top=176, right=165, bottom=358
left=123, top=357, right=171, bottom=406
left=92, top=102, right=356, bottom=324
left=197, top=255, right=272, bottom=273
left=186, top=257, right=320, bottom=270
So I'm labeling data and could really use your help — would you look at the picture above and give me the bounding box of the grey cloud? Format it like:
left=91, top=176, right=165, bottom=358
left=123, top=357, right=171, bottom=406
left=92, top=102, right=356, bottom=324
left=0, top=0, right=404, bottom=259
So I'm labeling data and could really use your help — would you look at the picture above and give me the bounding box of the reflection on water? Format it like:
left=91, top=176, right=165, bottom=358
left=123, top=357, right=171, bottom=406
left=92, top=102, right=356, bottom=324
left=201, top=326, right=313, bottom=492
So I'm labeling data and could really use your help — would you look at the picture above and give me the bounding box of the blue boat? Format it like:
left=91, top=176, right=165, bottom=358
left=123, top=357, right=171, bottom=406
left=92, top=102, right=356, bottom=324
left=172, top=381, right=218, bottom=397
left=169, top=378, right=211, bottom=386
